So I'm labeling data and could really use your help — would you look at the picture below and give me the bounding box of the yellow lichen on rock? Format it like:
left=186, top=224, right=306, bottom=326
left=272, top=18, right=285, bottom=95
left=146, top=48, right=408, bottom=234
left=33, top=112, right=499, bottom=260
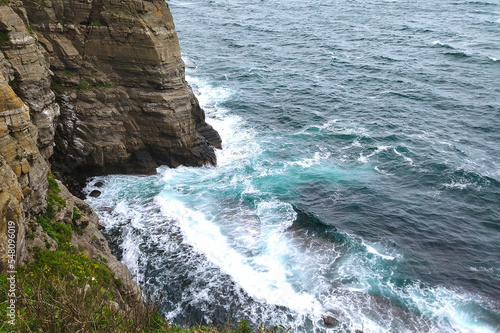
left=0, top=74, right=23, bottom=112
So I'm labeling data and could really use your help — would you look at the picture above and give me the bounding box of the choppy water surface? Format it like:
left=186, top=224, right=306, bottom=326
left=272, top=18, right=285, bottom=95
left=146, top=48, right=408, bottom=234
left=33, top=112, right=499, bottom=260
left=85, top=0, right=500, bottom=331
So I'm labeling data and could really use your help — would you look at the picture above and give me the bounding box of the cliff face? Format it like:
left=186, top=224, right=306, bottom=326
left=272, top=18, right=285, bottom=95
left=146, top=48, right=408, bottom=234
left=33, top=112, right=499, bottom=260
left=0, top=68, right=48, bottom=269
left=22, top=0, right=220, bottom=178
left=0, top=4, right=59, bottom=161
left=0, top=0, right=219, bottom=309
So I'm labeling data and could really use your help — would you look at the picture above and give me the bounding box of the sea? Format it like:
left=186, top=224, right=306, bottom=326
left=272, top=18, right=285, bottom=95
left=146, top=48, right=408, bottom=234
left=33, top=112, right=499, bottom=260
left=84, top=0, right=500, bottom=332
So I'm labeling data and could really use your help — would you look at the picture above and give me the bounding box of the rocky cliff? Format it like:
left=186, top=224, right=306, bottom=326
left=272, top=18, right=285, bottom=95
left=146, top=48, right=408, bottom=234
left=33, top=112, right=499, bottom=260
left=0, top=0, right=220, bottom=313
left=6, top=0, right=221, bottom=179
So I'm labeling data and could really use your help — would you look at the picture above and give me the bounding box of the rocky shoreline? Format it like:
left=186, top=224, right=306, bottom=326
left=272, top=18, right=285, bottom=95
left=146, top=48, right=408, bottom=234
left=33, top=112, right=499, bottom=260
left=0, top=0, right=220, bottom=315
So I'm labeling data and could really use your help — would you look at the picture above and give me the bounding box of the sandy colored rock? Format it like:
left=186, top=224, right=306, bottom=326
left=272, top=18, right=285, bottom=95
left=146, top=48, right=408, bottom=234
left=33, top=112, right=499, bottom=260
left=0, top=5, right=59, bottom=159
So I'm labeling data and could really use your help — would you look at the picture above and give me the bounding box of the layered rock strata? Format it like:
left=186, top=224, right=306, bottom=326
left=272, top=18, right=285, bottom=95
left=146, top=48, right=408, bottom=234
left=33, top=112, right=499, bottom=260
left=22, top=0, right=221, bottom=177
left=0, top=51, right=141, bottom=306
left=0, top=0, right=220, bottom=311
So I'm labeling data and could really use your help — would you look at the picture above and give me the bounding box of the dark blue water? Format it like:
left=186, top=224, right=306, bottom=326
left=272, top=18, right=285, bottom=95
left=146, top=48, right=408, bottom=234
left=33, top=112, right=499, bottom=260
left=85, top=0, right=500, bottom=331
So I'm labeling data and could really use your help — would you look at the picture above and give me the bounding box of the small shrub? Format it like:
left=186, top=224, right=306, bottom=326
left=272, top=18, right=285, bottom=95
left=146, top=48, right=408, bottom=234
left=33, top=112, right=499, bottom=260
left=92, top=20, right=103, bottom=26
left=101, top=82, right=112, bottom=88
left=77, top=81, right=90, bottom=89
left=72, top=205, right=83, bottom=222
left=237, top=320, right=252, bottom=333
left=47, top=189, right=65, bottom=212
left=62, top=70, right=73, bottom=77
left=37, top=216, right=71, bottom=246
left=47, top=171, right=61, bottom=194
left=15, top=154, right=22, bottom=161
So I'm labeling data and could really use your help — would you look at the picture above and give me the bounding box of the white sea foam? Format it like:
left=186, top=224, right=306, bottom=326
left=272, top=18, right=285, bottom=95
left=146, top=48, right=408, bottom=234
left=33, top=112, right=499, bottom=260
left=432, top=40, right=452, bottom=48
left=401, top=284, right=496, bottom=333
left=286, top=150, right=331, bottom=168
left=186, top=75, right=234, bottom=109
left=335, top=241, right=497, bottom=333
left=187, top=74, right=261, bottom=168
left=357, top=146, right=391, bottom=163
left=374, top=166, right=394, bottom=176
left=361, top=242, right=395, bottom=261
left=443, top=181, right=471, bottom=190
left=181, top=56, right=197, bottom=69
left=121, top=228, right=143, bottom=281
left=156, top=195, right=321, bottom=313
left=393, top=148, right=414, bottom=165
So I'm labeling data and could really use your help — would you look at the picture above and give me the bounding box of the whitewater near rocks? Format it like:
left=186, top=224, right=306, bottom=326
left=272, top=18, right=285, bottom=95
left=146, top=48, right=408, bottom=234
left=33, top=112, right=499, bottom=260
left=86, top=0, right=500, bottom=332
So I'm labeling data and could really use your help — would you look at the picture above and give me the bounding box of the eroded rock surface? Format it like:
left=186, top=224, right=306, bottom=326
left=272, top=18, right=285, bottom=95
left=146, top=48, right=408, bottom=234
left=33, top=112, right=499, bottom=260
left=1, top=0, right=218, bottom=310
left=19, top=0, right=220, bottom=178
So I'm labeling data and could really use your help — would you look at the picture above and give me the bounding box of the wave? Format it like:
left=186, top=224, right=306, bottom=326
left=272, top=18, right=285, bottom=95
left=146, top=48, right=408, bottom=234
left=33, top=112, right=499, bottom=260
left=444, top=51, right=472, bottom=59
left=362, top=242, right=396, bottom=261
left=464, top=0, right=499, bottom=6
left=374, top=166, right=394, bottom=176
left=431, top=41, right=473, bottom=59
left=432, top=40, right=454, bottom=49
left=358, top=145, right=391, bottom=163
left=393, top=148, right=414, bottom=166
left=186, top=75, right=234, bottom=109
left=156, top=195, right=320, bottom=312
left=285, top=149, right=331, bottom=168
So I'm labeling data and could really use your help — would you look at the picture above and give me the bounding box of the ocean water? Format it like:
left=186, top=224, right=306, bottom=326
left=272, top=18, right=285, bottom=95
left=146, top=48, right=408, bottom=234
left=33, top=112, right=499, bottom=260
left=85, top=0, right=500, bottom=332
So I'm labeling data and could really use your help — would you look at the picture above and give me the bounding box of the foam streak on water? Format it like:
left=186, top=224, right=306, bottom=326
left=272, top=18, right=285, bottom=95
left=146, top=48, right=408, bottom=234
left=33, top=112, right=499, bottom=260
left=86, top=0, right=500, bottom=331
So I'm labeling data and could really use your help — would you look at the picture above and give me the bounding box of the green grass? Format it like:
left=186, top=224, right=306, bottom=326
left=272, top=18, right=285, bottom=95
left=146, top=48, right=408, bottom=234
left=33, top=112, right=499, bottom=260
left=77, top=81, right=90, bottom=89
left=46, top=171, right=66, bottom=215
left=34, top=172, right=69, bottom=246
left=0, top=246, right=128, bottom=332
left=73, top=205, right=83, bottom=222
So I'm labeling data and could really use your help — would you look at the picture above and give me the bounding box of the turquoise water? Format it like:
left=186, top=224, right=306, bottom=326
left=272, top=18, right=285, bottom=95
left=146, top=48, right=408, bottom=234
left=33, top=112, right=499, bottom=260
left=85, top=0, right=500, bottom=331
